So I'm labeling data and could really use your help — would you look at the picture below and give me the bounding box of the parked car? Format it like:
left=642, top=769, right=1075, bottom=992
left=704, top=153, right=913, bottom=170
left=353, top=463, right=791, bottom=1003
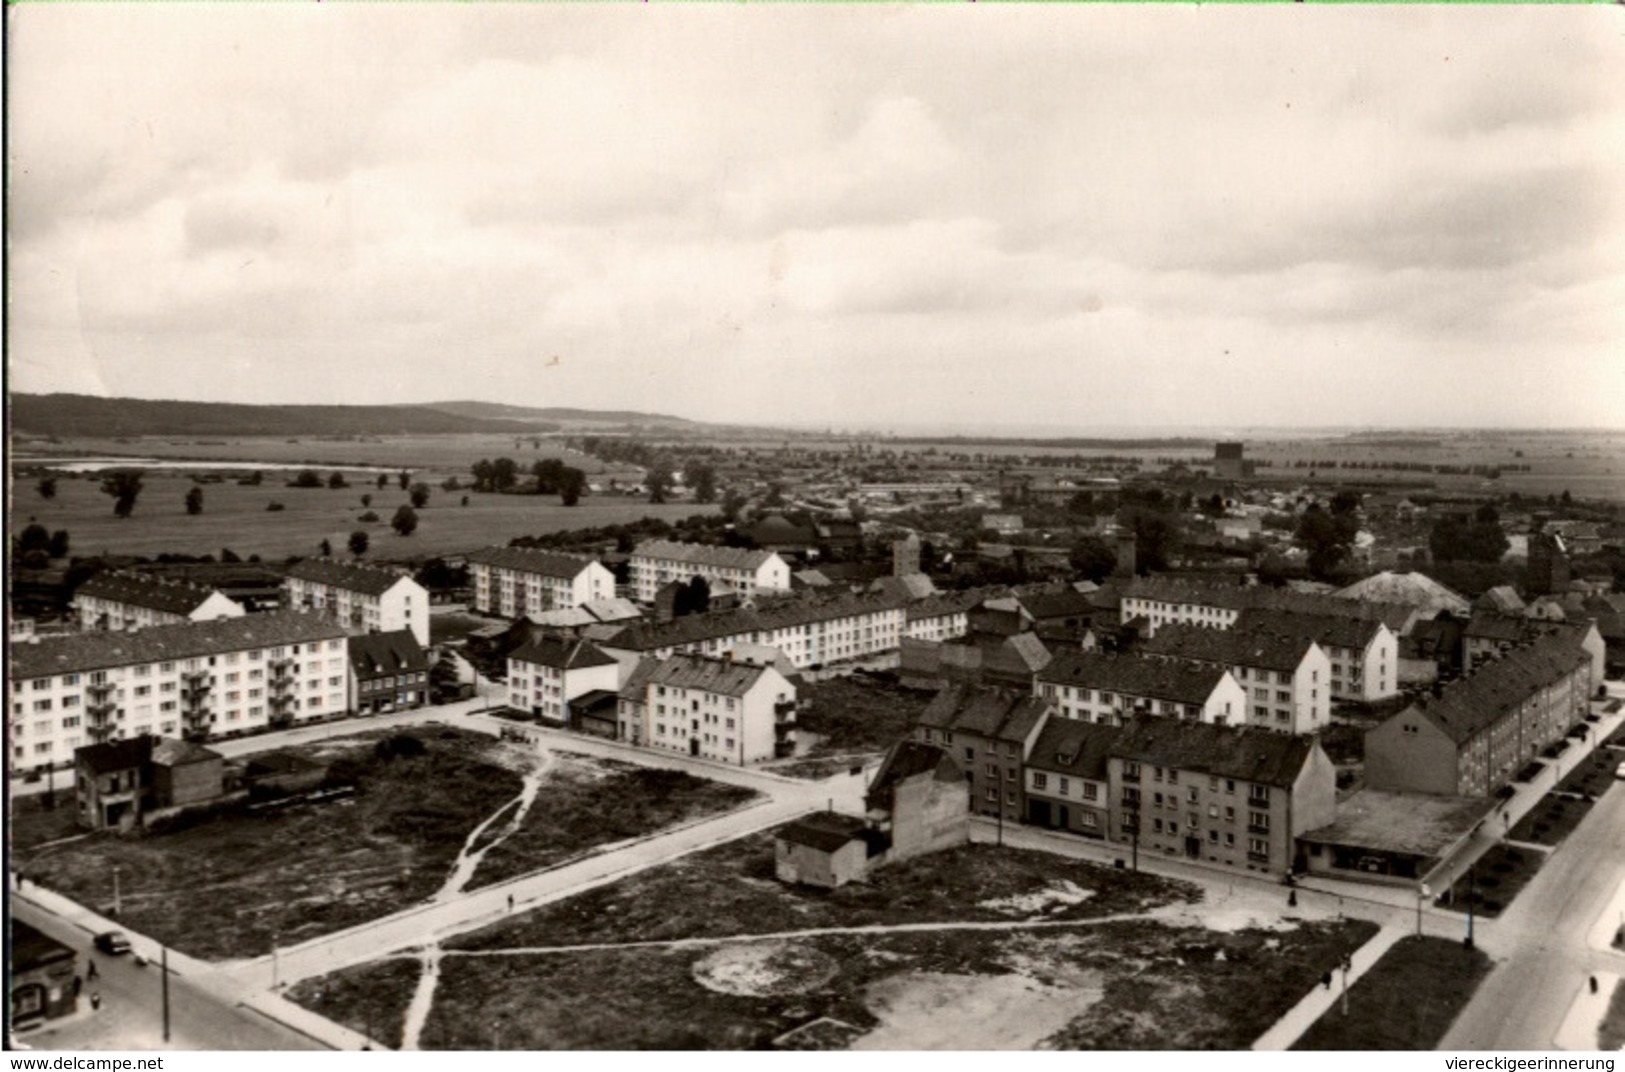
left=94, top=931, right=132, bottom=955
left=1615, top=761, right=1625, bottom=781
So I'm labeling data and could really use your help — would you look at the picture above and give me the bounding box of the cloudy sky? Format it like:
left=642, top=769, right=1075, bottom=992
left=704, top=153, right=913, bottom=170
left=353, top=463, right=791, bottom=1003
left=8, top=5, right=1623, bottom=432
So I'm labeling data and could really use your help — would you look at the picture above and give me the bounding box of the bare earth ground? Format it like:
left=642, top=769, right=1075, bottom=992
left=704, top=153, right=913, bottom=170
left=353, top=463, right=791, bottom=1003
left=11, top=726, right=755, bottom=960
left=299, top=916, right=1375, bottom=1050
left=11, top=469, right=714, bottom=561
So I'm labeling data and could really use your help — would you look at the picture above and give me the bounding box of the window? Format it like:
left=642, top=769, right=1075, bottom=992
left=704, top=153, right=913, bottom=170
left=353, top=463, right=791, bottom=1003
left=1033, top=772, right=1049, bottom=790
left=1082, top=783, right=1098, bottom=801
left=1187, top=786, right=1199, bottom=804
left=1123, top=762, right=1141, bottom=780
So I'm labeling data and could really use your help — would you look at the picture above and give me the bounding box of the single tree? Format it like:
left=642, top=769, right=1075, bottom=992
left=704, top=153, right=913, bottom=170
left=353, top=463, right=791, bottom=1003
left=47, top=530, right=71, bottom=559
left=290, top=469, right=323, bottom=489
left=220, top=547, right=240, bottom=563
left=392, top=504, right=419, bottom=537
left=720, top=487, right=747, bottom=523
left=349, top=530, right=370, bottom=556
left=16, top=524, right=50, bottom=555
left=361, top=493, right=373, bottom=508
left=36, top=476, right=57, bottom=500
left=245, top=470, right=264, bottom=486
left=101, top=470, right=144, bottom=518
left=690, top=464, right=717, bottom=505
left=490, top=458, right=519, bottom=493
left=1294, top=505, right=1354, bottom=580
left=559, top=467, right=586, bottom=507
left=320, top=538, right=333, bottom=557
left=471, top=459, right=495, bottom=493
left=409, top=483, right=431, bottom=509
left=1068, top=534, right=1118, bottom=583
left=376, top=473, right=389, bottom=490
left=461, top=495, right=470, bottom=507
left=398, top=471, right=411, bottom=491
left=185, top=486, right=204, bottom=516
left=328, top=472, right=348, bottom=489
left=646, top=460, right=674, bottom=504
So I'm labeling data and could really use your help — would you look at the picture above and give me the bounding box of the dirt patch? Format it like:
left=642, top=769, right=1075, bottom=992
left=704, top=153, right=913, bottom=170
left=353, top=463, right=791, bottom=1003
left=692, top=942, right=839, bottom=997
left=854, top=970, right=1104, bottom=1050
left=978, top=879, right=1095, bottom=917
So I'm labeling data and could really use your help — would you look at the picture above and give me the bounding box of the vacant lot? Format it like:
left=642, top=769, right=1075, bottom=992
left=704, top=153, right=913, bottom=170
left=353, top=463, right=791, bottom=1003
left=12, top=468, right=713, bottom=562
left=1601, top=980, right=1625, bottom=1052
left=453, top=836, right=1197, bottom=952
left=774, top=674, right=934, bottom=778
left=304, top=915, right=1377, bottom=1050
left=1293, top=936, right=1492, bottom=1050
left=12, top=728, right=755, bottom=959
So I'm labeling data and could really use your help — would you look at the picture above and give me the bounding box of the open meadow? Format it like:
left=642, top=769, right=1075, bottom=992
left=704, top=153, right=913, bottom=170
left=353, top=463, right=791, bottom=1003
left=11, top=465, right=714, bottom=562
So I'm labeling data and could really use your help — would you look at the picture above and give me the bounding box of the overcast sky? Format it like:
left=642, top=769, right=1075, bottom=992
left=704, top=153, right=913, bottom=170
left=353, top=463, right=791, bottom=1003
left=8, top=5, right=1623, bottom=432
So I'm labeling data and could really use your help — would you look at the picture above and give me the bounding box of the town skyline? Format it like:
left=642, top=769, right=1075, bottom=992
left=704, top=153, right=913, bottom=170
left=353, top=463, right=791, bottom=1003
left=8, top=5, right=1623, bottom=432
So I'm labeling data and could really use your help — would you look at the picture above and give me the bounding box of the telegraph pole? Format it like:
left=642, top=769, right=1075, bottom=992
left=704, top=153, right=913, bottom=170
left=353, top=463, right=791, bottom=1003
left=1465, top=864, right=1476, bottom=949
left=161, top=946, right=170, bottom=1043
left=1340, top=951, right=1351, bottom=1016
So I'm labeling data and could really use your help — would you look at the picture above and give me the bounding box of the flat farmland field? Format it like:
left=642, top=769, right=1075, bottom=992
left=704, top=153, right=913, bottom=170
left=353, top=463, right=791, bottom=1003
left=11, top=468, right=715, bottom=562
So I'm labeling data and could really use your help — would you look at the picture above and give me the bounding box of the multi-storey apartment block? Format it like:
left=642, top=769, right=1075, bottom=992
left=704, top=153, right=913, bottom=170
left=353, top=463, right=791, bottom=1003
left=1034, top=651, right=1245, bottom=727
left=903, top=589, right=990, bottom=643
left=73, top=571, right=244, bottom=632
left=1118, top=576, right=1416, bottom=640
left=506, top=635, right=620, bottom=724
left=283, top=559, right=429, bottom=647
left=914, top=684, right=1051, bottom=824
left=598, top=591, right=907, bottom=671
left=1231, top=609, right=1398, bottom=703
left=628, top=540, right=791, bottom=603
left=9, top=612, right=351, bottom=772
left=348, top=630, right=431, bottom=716
left=1139, top=623, right=1332, bottom=734
left=466, top=547, right=615, bottom=620
left=1105, top=719, right=1336, bottom=875
left=1024, top=717, right=1121, bottom=838
left=1365, top=632, right=1592, bottom=798
left=617, top=653, right=796, bottom=765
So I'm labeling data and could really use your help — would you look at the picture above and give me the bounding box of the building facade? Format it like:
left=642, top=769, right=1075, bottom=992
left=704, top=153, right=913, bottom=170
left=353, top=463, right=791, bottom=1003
left=1139, top=623, right=1332, bottom=734
left=9, top=612, right=351, bottom=772
left=73, top=571, right=244, bottom=632
left=628, top=540, right=791, bottom=603
left=1034, top=651, right=1246, bottom=727
left=506, top=635, right=621, bottom=724
left=283, top=559, right=429, bottom=647
left=619, top=653, right=796, bottom=765
left=348, top=630, right=431, bottom=715
left=914, top=684, right=1050, bottom=825
left=466, top=547, right=616, bottom=620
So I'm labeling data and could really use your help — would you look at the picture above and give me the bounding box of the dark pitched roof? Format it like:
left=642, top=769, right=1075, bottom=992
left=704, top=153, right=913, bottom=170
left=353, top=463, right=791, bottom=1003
left=76, top=735, right=154, bottom=774
left=1017, top=588, right=1100, bottom=621
left=1463, top=612, right=1529, bottom=643
left=74, top=571, right=229, bottom=616
left=348, top=629, right=430, bottom=676
left=644, top=653, right=777, bottom=698
left=617, top=656, right=663, bottom=702
left=11, top=611, right=349, bottom=679
left=747, top=515, right=816, bottom=545
left=916, top=684, right=1049, bottom=742
left=509, top=634, right=618, bottom=671
left=1399, top=633, right=1592, bottom=745
left=1141, top=622, right=1317, bottom=673
left=866, top=741, right=960, bottom=804
left=1111, top=719, right=1316, bottom=788
left=905, top=587, right=1001, bottom=621
left=1038, top=650, right=1232, bottom=705
left=776, top=811, right=870, bottom=852
left=1026, top=718, right=1123, bottom=780
left=632, top=539, right=780, bottom=572
left=284, top=558, right=413, bottom=596
left=1231, top=608, right=1388, bottom=652
left=464, top=546, right=602, bottom=578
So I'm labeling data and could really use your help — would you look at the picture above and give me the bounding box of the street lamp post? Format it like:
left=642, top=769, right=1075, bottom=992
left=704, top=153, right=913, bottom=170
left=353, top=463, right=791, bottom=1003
left=1464, top=864, right=1476, bottom=949
left=161, top=946, right=170, bottom=1043
left=1417, top=883, right=1430, bottom=937
left=112, top=866, right=122, bottom=918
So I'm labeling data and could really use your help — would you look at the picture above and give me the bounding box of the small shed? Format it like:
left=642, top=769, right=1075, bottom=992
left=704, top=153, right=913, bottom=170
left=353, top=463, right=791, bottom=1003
left=774, top=813, right=872, bottom=889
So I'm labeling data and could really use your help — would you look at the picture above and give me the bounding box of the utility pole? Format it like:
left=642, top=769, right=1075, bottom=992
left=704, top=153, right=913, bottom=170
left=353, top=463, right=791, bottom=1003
left=112, top=866, right=122, bottom=918
left=1417, top=883, right=1430, bottom=937
left=161, top=946, right=170, bottom=1043
left=1340, top=951, right=1351, bottom=1016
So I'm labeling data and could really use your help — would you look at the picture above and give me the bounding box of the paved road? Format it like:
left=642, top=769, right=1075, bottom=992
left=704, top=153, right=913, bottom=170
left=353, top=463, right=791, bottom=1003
left=1441, top=773, right=1625, bottom=1050
left=9, top=900, right=324, bottom=1051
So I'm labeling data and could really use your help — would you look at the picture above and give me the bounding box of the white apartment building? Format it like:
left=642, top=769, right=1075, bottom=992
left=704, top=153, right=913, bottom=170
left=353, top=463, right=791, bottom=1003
left=1118, top=576, right=1414, bottom=640
left=1233, top=610, right=1398, bottom=704
left=73, top=571, right=244, bottom=632
left=598, top=592, right=906, bottom=672
left=1034, top=652, right=1246, bottom=727
left=903, top=590, right=987, bottom=643
left=466, top=547, right=616, bottom=620
left=1140, top=624, right=1333, bottom=735
left=617, top=653, right=796, bottom=765
left=506, top=636, right=620, bottom=723
left=283, top=559, right=429, bottom=647
left=628, top=540, right=791, bottom=603
left=8, top=612, right=350, bottom=774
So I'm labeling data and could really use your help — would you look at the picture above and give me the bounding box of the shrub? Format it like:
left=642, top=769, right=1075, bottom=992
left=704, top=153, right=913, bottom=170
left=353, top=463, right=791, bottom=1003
left=374, top=734, right=427, bottom=761
left=359, top=511, right=380, bottom=522
left=266, top=501, right=286, bottom=512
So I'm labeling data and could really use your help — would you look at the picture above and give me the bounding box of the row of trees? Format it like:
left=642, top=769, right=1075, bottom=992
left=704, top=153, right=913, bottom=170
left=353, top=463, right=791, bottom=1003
left=469, top=457, right=588, bottom=504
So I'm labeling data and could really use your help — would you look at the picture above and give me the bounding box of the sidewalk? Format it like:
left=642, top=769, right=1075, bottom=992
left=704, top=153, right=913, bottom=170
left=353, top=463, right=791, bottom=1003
left=1251, top=923, right=1410, bottom=1050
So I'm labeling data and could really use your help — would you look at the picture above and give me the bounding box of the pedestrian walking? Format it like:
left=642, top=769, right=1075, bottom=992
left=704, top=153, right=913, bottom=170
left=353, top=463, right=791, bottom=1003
left=1288, top=889, right=1298, bottom=908
left=507, top=893, right=515, bottom=913
left=90, top=992, right=102, bottom=1011
left=87, top=958, right=99, bottom=981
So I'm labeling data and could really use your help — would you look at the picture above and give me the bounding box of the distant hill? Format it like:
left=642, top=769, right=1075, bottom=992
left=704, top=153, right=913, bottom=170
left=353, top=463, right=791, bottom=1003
left=422, top=400, right=695, bottom=426
left=9, top=393, right=561, bottom=438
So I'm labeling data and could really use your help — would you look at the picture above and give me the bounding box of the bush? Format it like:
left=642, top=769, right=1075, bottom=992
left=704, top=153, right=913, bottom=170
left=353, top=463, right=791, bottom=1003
left=359, top=511, right=381, bottom=522
left=266, top=501, right=287, bottom=512
left=374, top=734, right=427, bottom=761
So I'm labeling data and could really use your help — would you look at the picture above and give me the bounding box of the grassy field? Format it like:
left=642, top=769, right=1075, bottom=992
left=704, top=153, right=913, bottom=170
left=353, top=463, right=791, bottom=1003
left=1292, top=936, right=1493, bottom=1050
left=12, top=727, right=755, bottom=960
left=1601, top=979, right=1625, bottom=1052
left=11, top=468, right=714, bottom=562
left=302, top=912, right=1377, bottom=1049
